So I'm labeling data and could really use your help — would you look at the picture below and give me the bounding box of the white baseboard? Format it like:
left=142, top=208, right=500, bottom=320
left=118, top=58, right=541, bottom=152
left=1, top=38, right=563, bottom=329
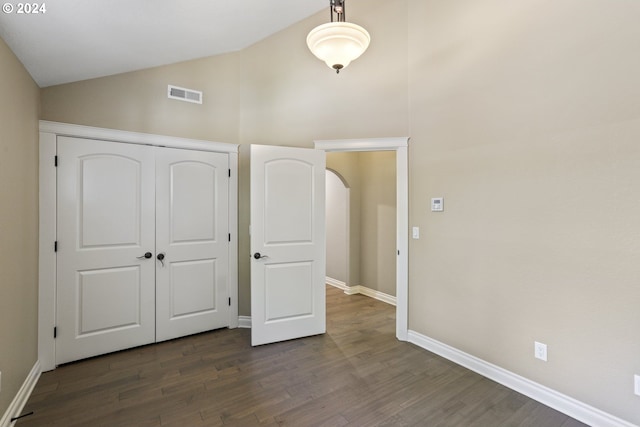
left=343, top=285, right=360, bottom=295
left=325, top=277, right=347, bottom=290
left=408, top=330, right=637, bottom=427
left=0, top=360, right=41, bottom=427
left=356, top=286, right=396, bottom=306
left=238, top=316, right=251, bottom=329
left=326, top=277, right=396, bottom=307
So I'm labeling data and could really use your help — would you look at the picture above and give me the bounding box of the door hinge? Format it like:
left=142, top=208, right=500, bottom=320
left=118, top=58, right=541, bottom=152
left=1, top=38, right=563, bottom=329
left=228, top=297, right=231, bottom=306
left=54, top=241, right=58, bottom=252
left=54, top=155, right=58, bottom=167
left=54, top=326, right=57, bottom=338
left=228, top=169, right=231, bottom=178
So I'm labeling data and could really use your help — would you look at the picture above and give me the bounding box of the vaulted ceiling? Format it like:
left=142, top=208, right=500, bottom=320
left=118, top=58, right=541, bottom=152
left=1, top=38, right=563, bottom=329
left=0, top=0, right=326, bottom=87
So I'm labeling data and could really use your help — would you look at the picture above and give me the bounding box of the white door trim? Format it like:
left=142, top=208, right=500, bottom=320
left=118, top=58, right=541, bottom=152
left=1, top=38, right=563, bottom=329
left=314, top=137, right=409, bottom=341
left=38, top=121, right=239, bottom=371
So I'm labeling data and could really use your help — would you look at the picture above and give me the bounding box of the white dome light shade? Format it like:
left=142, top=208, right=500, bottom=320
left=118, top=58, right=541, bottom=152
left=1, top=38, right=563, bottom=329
left=307, top=22, right=370, bottom=73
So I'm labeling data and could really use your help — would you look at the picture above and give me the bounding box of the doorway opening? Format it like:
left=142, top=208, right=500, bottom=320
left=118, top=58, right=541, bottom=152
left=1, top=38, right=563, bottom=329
left=315, top=137, right=409, bottom=341
left=325, top=152, right=397, bottom=306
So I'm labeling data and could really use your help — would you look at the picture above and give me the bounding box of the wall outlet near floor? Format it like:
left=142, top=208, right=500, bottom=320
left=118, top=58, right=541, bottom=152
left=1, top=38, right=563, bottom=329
left=534, top=341, right=547, bottom=361
left=634, top=375, right=640, bottom=396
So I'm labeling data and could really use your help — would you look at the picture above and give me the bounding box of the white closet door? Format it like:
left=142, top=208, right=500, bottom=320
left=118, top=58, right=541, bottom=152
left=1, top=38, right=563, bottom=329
left=56, top=137, right=156, bottom=364
left=155, top=147, right=229, bottom=342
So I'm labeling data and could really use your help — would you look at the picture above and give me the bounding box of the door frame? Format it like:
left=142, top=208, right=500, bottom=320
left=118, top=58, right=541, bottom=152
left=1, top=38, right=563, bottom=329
left=38, top=120, right=239, bottom=371
left=314, top=137, right=409, bottom=341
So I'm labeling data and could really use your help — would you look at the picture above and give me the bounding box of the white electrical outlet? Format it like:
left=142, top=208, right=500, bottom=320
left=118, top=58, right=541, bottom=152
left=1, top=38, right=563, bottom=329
left=634, top=375, right=640, bottom=396
left=534, top=341, right=547, bottom=361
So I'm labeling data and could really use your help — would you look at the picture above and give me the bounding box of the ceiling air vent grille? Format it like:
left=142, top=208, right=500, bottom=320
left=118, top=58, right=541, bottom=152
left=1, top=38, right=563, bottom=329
left=168, top=85, right=203, bottom=104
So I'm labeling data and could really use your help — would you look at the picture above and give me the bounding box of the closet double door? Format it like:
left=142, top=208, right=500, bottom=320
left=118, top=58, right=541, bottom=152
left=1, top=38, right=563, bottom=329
left=56, top=137, right=229, bottom=364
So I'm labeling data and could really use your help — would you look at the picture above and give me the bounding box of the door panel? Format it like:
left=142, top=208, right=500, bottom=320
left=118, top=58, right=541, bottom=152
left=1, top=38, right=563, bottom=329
left=79, top=155, right=142, bottom=248
left=170, top=161, right=217, bottom=242
left=77, top=267, right=142, bottom=335
left=56, top=137, right=156, bottom=364
left=250, top=145, right=326, bottom=346
left=264, top=159, right=314, bottom=244
left=170, top=259, right=216, bottom=317
left=265, top=262, right=314, bottom=321
left=155, top=147, right=229, bottom=342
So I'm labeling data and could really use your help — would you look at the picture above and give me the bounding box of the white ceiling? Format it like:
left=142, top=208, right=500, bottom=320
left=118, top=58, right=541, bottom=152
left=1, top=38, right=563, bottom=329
left=0, top=0, right=327, bottom=87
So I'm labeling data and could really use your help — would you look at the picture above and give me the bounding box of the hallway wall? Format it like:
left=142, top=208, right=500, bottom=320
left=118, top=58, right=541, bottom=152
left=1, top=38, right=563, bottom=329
left=325, top=170, right=349, bottom=283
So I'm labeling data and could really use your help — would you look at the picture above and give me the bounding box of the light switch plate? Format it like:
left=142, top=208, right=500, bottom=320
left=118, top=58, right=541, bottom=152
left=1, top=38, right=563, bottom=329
left=412, top=227, right=420, bottom=239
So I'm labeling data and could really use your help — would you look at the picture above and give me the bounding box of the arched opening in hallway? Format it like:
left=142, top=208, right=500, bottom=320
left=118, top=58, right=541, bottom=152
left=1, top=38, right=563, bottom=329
left=325, top=169, right=350, bottom=289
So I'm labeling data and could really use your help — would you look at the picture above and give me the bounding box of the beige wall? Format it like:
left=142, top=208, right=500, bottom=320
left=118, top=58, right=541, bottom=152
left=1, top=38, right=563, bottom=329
left=41, top=52, right=241, bottom=143
left=0, top=37, right=40, bottom=416
left=36, top=0, right=640, bottom=423
left=408, top=0, right=640, bottom=424
left=325, top=170, right=349, bottom=283
left=359, top=151, right=396, bottom=296
left=237, top=0, right=409, bottom=147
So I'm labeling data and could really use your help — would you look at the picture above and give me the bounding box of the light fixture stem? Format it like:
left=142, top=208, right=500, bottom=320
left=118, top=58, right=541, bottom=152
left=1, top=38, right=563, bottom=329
left=330, top=0, right=346, bottom=23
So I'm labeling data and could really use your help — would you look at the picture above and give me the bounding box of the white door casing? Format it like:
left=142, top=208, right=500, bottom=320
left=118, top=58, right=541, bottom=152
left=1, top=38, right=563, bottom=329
left=56, top=137, right=156, bottom=364
left=155, top=147, right=229, bottom=342
left=314, top=137, right=409, bottom=341
left=250, top=145, right=326, bottom=346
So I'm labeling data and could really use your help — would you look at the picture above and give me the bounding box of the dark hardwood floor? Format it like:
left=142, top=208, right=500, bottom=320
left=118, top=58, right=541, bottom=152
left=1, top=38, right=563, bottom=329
left=19, top=286, right=588, bottom=426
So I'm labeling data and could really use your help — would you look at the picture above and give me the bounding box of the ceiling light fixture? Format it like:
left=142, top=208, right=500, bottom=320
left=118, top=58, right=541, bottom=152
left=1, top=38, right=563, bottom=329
left=306, top=0, right=370, bottom=74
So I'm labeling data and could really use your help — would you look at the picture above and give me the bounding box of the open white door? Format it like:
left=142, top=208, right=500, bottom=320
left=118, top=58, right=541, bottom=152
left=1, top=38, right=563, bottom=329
left=250, top=145, right=326, bottom=346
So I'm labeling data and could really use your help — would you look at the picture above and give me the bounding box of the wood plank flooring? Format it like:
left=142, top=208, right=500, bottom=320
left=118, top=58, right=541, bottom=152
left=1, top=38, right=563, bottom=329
left=19, top=286, right=588, bottom=426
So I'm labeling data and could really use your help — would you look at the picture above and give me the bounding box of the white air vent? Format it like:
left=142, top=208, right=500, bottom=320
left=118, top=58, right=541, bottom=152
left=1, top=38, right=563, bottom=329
left=168, top=85, right=203, bottom=104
